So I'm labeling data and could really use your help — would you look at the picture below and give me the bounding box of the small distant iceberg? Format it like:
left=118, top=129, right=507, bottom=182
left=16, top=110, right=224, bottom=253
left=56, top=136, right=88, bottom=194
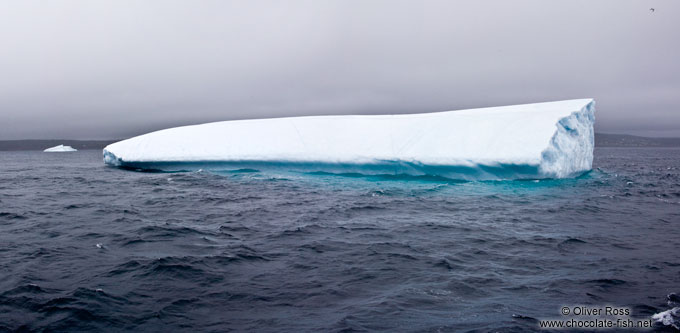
left=44, top=144, right=78, bottom=152
left=103, top=99, right=595, bottom=180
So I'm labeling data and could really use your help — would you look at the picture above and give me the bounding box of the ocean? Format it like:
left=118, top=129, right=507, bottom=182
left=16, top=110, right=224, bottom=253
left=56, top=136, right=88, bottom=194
left=0, top=148, right=678, bottom=332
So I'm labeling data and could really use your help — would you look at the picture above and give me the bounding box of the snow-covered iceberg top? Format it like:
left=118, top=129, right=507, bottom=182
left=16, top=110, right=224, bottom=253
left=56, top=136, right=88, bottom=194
left=44, top=144, right=77, bottom=152
left=104, top=99, right=595, bottom=180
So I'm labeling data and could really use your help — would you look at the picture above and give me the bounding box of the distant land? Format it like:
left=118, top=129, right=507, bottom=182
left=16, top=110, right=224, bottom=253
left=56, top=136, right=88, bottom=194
left=0, top=134, right=679, bottom=151
left=0, top=140, right=118, bottom=151
left=594, top=133, right=680, bottom=147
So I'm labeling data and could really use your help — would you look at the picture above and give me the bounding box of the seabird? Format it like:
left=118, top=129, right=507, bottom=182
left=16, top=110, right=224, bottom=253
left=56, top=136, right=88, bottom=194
left=650, top=8, right=655, bottom=12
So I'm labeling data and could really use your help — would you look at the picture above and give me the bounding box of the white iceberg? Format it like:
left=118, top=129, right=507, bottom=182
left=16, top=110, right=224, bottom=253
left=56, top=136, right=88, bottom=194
left=103, top=99, right=595, bottom=179
left=44, top=144, right=78, bottom=152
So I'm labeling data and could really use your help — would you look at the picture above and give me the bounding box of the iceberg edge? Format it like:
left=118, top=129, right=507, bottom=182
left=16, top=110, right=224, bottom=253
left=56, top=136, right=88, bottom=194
left=539, top=100, right=595, bottom=178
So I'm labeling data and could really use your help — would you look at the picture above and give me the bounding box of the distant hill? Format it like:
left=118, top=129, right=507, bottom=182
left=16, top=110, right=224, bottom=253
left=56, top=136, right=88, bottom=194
left=0, top=140, right=118, bottom=151
left=1, top=134, right=679, bottom=151
left=595, top=133, right=680, bottom=147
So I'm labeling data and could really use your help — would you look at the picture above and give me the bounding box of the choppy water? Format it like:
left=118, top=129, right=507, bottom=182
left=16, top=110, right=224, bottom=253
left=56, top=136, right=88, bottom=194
left=1, top=148, right=679, bottom=332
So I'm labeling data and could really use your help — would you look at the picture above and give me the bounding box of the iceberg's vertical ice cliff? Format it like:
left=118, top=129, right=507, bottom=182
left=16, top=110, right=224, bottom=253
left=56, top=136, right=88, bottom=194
left=104, top=99, right=595, bottom=179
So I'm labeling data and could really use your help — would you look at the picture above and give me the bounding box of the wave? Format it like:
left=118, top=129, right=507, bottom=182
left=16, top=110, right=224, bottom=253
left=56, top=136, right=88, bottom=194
left=653, top=293, right=680, bottom=330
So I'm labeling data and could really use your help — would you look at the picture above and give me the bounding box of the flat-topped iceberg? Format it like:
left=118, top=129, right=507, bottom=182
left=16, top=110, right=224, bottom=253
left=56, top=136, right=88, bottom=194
left=104, top=99, right=595, bottom=179
left=44, top=144, right=77, bottom=152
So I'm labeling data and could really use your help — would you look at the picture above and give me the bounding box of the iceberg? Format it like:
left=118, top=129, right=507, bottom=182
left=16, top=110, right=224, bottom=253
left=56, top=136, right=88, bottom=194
left=44, top=144, right=78, bottom=152
left=103, top=99, right=595, bottom=180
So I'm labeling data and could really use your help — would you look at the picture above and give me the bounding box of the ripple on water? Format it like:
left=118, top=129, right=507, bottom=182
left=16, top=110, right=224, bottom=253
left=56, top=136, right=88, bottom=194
left=1, top=148, right=680, bottom=331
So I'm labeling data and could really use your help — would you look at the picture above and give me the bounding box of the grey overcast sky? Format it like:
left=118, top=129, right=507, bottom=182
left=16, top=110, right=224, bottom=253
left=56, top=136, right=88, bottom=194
left=1, top=0, right=679, bottom=139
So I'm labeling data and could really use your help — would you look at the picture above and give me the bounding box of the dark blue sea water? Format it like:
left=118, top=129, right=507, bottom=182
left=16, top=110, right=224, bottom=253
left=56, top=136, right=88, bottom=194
left=1, top=148, right=679, bottom=332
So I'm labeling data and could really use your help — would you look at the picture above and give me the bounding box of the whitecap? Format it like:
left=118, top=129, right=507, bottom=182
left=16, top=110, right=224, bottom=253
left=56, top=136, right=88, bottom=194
left=652, top=307, right=679, bottom=329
